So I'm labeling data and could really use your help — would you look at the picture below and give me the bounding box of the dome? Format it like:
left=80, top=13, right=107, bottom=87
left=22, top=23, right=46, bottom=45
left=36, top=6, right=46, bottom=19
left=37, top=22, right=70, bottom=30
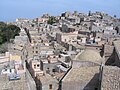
left=75, top=49, right=102, bottom=63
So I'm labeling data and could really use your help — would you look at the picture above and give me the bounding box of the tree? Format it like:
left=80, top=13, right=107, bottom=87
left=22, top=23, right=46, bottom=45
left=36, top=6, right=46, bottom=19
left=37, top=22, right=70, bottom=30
left=47, top=17, right=56, bottom=25
left=0, top=36, right=3, bottom=44
left=0, top=22, right=7, bottom=30
left=0, top=22, right=20, bottom=44
left=6, top=25, right=20, bottom=40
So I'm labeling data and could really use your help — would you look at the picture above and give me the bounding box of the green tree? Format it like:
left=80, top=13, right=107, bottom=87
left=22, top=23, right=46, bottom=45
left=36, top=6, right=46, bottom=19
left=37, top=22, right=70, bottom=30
left=6, top=25, right=20, bottom=39
left=47, top=17, right=56, bottom=25
left=0, top=22, right=20, bottom=44
left=0, top=36, right=3, bottom=44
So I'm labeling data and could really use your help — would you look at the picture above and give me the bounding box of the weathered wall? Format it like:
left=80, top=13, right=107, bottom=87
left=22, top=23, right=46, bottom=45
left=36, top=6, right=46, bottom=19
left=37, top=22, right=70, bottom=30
left=26, top=69, right=36, bottom=90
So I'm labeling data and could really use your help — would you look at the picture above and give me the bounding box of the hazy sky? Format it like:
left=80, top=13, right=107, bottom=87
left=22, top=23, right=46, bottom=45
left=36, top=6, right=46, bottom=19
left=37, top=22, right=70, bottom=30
left=0, top=0, right=120, bottom=21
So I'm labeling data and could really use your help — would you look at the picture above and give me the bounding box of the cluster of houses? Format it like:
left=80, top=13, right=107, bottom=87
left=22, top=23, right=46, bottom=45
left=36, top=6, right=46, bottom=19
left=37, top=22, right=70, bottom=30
left=1, top=11, right=120, bottom=90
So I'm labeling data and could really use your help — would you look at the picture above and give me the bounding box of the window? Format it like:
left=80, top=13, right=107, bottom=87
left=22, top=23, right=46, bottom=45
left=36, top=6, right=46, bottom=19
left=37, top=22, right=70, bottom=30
left=36, top=51, right=38, bottom=53
left=52, top=69, right=55, bottom=72
left=37, top=64, right=40, bottom=67
left=32, top=47, right=34, bottom=49
left=34, top=65, right=36, bottom=69
left=49, top=84, right=52, bottom=89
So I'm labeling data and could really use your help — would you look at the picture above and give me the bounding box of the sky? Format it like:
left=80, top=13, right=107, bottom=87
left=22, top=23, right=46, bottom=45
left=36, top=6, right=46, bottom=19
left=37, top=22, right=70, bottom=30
left=0, top=0, right=120, bottom=21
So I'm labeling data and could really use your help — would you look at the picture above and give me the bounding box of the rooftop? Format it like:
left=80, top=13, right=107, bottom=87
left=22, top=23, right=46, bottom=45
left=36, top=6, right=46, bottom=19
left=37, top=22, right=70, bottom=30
left=37, top=74, right=58, bottom=84
left=101, top=66, right=120, bottom=90
left=0, top=73, right=29, bottom=90
left=63, top=66, right=99, bottom=82
left=75, top=49, right=102, bottom=64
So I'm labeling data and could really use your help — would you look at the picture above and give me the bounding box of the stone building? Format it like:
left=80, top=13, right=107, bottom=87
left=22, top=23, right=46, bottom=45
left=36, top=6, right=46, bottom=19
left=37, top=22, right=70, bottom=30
left=105, top=40, right=120, bottom=67
left=29, top=56, right=43, bottom=78
left=74, top=49, right=103, bottom=65
left=61, top=66, right=100, bottom=90
left=101, top=66, right=120, bottom=90
left=36, top=74, right=59, bottom=90
left=56, top=32, right=78, bottom=44
left=60, top=49, right=103, bottom=90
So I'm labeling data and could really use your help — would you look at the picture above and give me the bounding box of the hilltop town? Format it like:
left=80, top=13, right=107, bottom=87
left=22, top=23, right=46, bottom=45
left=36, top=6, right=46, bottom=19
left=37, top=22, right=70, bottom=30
left=0, top=11, right=120, bottom=90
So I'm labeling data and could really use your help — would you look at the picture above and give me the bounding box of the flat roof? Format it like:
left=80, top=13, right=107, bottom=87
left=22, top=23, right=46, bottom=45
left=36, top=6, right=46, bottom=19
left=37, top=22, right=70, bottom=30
left=0, top=73, right=29, bottom=90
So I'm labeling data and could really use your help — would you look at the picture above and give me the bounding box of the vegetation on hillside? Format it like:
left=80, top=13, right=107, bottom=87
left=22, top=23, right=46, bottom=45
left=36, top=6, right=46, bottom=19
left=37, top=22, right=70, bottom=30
left=0, top=22, right=20, bottom=44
